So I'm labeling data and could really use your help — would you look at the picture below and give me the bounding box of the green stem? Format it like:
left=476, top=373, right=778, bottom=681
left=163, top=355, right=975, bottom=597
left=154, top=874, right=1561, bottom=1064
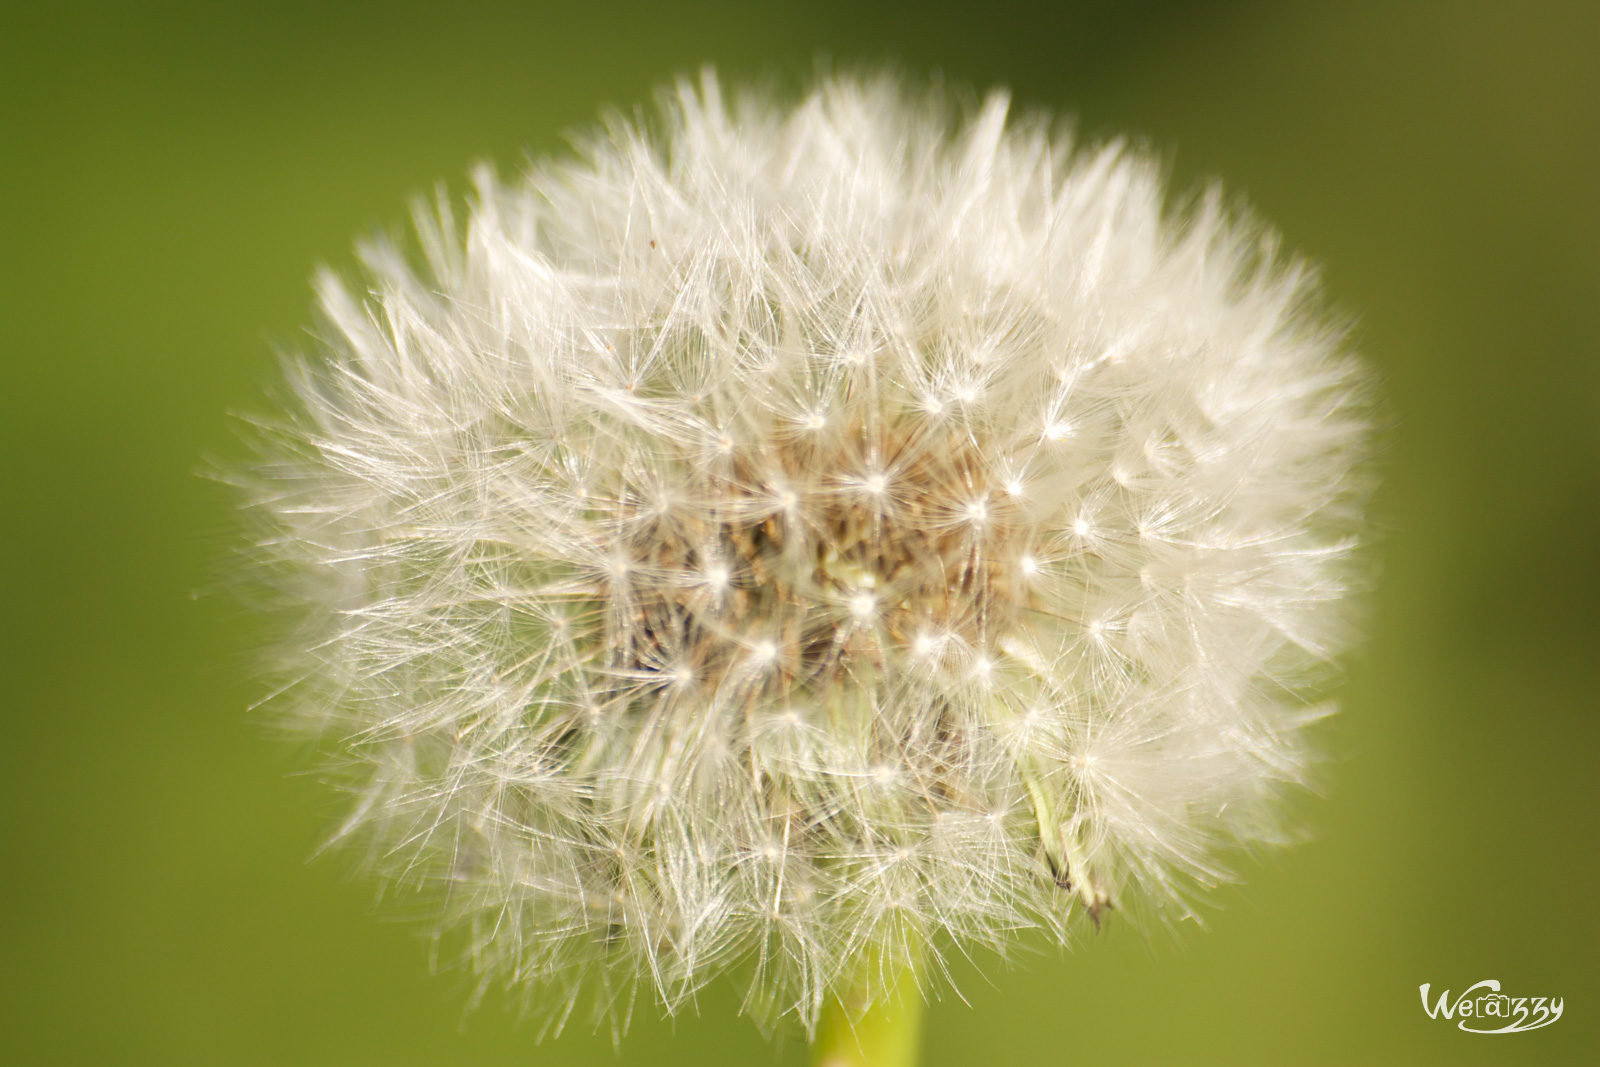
left=811, top=954, right=923, bottom=1067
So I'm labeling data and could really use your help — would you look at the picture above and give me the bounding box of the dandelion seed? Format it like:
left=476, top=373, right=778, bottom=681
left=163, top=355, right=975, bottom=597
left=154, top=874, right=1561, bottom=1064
left=237, top=68, right=1372, bottom=1041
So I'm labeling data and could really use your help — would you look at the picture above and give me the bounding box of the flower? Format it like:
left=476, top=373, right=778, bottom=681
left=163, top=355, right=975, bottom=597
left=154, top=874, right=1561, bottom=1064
left=241, top=69, right=1371, bottom=1032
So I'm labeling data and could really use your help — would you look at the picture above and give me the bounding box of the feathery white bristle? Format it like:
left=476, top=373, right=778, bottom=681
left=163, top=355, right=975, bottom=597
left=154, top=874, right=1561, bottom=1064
left=242, top=69, right=1371, bottom=1032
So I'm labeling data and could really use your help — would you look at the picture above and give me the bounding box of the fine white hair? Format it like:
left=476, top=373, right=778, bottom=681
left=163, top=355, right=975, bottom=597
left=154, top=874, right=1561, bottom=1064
left=242, top=69, right=1371, bottom=1033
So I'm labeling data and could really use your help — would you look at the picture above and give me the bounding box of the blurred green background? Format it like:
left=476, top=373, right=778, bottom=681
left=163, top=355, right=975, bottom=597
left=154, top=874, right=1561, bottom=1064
left=4, top=1, right=1596, bottom=1063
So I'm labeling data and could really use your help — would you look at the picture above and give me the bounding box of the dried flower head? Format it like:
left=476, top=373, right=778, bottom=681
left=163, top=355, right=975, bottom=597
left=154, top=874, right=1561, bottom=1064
left=242, top=70, right=1370, bottom=1032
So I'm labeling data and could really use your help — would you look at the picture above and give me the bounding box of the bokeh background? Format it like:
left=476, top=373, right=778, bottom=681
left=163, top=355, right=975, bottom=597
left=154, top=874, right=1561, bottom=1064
left=4, top=1, right=1596, bottom=1063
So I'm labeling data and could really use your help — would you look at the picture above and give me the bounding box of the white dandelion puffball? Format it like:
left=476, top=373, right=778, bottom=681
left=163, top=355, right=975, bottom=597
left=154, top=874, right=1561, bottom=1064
left=245, top=70, right=1370, bottom=1029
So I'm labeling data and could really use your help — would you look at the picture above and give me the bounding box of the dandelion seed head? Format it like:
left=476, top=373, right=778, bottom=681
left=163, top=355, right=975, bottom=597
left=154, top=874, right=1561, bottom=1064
left=240, top=69, right=1372, bottom=1032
